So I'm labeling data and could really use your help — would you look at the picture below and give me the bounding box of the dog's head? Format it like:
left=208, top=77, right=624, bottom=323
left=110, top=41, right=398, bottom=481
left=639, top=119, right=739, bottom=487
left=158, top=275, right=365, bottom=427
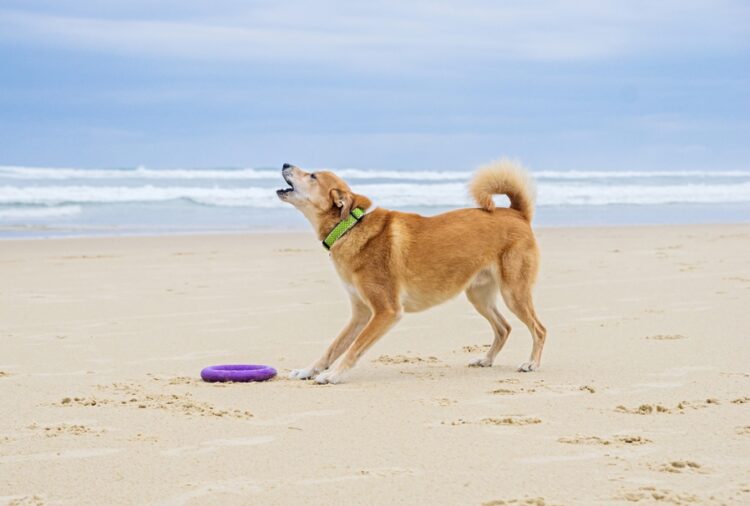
left=276, top=163, right=372, bottom=227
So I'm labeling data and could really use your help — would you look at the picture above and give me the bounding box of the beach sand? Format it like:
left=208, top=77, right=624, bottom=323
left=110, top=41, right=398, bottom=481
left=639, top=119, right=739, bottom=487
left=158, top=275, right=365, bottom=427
left=1, top=225, right=749, bottom=505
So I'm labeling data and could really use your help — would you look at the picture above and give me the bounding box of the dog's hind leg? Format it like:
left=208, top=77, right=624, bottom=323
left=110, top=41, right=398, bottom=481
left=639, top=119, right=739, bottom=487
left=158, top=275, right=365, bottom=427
left=289, top=297, right=370, bottom=380
left=466, top=269, right=512, bottom=368
left=499, top=249, right=547, bottom=372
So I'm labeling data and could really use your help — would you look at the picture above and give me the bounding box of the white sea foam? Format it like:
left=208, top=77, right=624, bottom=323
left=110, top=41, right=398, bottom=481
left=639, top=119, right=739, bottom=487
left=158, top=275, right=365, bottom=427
left=0, top=165, right=472, bottom=181
left=1, top=182, right=748, bottom=208
left=0, top=166, right=280, bottom=181
left=2, top=165, right=749, bottom=182
left=0, top=205, right=82, bottom=219
left=0, top=185, right=280, bottom=208
left=357, top=182, right=750, bottom=207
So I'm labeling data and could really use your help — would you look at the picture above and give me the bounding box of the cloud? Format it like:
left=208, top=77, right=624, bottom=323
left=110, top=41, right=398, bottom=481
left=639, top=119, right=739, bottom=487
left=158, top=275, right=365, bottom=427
left=1, top=1, right=747, bottom=70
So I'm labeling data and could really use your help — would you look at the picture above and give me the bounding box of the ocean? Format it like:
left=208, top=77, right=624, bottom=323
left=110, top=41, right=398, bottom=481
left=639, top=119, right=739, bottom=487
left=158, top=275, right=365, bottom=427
left=1, top=165, right=749, bottom=238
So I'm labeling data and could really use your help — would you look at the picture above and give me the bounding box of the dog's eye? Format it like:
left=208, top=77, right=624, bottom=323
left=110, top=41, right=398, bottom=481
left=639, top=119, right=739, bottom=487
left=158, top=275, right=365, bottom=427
left=310, top=173, right=317, bottom=180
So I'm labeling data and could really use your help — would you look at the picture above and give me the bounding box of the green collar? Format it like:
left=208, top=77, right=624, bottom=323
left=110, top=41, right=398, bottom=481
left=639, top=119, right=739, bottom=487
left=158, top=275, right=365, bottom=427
left=322, top=208, right=365, bottom=250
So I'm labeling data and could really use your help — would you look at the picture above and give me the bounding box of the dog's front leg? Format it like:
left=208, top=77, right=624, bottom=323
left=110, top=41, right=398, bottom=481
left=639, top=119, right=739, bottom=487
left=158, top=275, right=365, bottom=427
left=315, top=308, right=401, bottom=385
left=288, top=298, right=370, bottom=380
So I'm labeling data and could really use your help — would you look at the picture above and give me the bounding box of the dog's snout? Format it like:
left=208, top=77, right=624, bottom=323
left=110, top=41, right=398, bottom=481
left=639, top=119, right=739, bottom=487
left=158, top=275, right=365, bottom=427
left=282, top=163, right=292, bottom=170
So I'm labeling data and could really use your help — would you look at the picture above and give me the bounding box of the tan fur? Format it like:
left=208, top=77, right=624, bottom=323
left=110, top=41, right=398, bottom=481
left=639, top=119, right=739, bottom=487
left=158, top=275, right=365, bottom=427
left=470, top=159, right=536, bottom=221
left=277, top=161, right=547, bottom=384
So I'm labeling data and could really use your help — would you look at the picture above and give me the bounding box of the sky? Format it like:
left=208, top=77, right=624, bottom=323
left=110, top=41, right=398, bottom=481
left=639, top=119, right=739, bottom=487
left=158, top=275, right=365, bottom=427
left=0, top=0, right=748, bottom=171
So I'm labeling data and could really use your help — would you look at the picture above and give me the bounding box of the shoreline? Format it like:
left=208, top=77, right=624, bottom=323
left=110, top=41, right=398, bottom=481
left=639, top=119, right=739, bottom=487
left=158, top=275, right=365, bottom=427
left=2, top=199, right=750, bottom=241
left=0, top=220, right=747, bottom=242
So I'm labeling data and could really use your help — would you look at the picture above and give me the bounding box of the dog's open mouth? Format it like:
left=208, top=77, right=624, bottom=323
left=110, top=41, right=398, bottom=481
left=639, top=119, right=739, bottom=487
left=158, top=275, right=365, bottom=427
left=276, top=174, right=294, bottom=197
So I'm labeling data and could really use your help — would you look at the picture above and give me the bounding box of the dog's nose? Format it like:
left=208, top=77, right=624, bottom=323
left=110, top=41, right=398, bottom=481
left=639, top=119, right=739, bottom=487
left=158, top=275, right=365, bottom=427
left=282, top=163, right=292, bottom=170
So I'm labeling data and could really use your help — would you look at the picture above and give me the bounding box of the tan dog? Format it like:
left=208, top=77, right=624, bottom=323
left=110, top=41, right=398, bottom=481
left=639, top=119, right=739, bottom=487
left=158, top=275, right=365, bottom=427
left=277, top=160, right=546, bottom=384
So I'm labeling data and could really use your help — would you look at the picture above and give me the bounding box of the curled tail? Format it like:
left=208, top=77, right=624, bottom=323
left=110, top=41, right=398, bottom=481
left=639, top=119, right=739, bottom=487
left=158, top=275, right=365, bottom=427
left=469, top=159, right=536, bottom=222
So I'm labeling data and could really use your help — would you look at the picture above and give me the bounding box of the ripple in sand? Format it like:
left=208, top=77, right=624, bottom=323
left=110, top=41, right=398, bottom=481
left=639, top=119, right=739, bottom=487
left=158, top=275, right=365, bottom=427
left=155, top=479, right=262, bottom=506
left=520, top=452, right=601, bottom=464
left=0, top=448, right=123, bottom=463
left=162, top=436, right=275, bottom=456
left=249, top=409, right=343, bottom=426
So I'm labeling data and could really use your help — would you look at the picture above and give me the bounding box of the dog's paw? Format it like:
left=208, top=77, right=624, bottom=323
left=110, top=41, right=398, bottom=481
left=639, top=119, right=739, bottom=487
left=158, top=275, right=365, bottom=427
left=314, top=370, right=344, bottom=385
left=517, top=361, right=539, bottom=372
left=468, top=357, right=493, bottom=368
left=288, top=367, right=318, bottom=380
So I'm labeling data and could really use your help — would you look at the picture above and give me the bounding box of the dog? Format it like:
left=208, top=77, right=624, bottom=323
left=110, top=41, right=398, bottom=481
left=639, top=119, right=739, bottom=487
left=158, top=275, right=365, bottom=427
left=276, top=160, right=546, bottom=384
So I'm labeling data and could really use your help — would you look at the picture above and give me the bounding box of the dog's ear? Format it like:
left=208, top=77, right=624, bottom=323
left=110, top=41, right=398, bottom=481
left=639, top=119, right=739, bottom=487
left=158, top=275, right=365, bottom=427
left=330, top=189, right=372, bottom=220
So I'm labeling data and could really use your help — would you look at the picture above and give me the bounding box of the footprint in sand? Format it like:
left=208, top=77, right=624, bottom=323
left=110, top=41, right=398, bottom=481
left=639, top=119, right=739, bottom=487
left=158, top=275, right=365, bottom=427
left=483, top=498, right=556, bottom=506
left=720, top=372, right=749, bottom=378
left=149, top=376, right=200, bottom=386
left=654, top=460, right=704, bottom=474
left=615, top=398, right=720, bottom=415
left=399, top=370, right=446, bottom=379
left=457, top=344, right=491, bottom=354
left=2, top=494, right=47, bottom=506
left=645, top=334, right=686, bottom=340
left=434, top=398, right=456, bottom=406
left=488, top=379, right=538, bottom=396
left=149, top=375, right=236, bottom=387
left=445, top=416, right=541, bottom=426
left=373, top=354, right=441, bottom=365
left=489, top=388, right=518, bottom=395
left=482, top=416, right=541, bottom=426
left=27, top=422, right=105, bottom=438
left=58, top=383, right=253, bottom=419
left=617, top=486, right=700, bottom=503
left=558, top=435, right=652, bottom=446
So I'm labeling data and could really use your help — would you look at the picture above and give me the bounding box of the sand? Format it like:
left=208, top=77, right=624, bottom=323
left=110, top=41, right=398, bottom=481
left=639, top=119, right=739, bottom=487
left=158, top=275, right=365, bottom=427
left=1, top=224, right=749, bottom=505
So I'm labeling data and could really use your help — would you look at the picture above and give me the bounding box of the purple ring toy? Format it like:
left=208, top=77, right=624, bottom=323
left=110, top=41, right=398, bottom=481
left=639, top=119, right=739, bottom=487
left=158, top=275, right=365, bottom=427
left=200, top=364, right=277, bottom=383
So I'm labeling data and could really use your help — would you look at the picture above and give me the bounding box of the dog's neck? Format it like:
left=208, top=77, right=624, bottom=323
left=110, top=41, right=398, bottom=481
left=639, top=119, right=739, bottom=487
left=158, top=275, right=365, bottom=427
left=314, top=209, right=349, bottom=242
